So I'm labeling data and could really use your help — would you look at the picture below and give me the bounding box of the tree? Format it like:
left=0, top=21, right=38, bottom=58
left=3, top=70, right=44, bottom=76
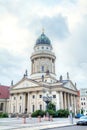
left=48, top=102, right=56, bottom=111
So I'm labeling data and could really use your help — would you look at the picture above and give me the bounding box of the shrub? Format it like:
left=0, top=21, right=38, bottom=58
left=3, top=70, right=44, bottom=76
left=57, top=109, right=69, bottom=117
left=47, top=102, right=56, bottom=111
left=0, top=113, right=8, bottom=118
left=31, top=110, right=45, bottom=117
left=46, top=109, right=55, bottom=117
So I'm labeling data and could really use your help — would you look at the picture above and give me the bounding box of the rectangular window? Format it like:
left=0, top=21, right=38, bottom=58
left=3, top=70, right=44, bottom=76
left=40, top=105, right=42, bottom=110
left=81, top=102, right=83, bottom=105
left=20, top=96, right=22, bottom=100
left=19, top=105, right=21, bottom=113
left=53, top=95, right=56, bottom=98
left=0, top=103, right=3, bottom=110
left=42, top=66, right=44, bottom=72
left=14, top=97, right=16, bottom=100
left=39, top=95, right=42, bottom=98
left=32, top=95, right=35, bottom=99
left=32, top=105, right=35, bottom=112
left=13, top=106, right=15, bottom=113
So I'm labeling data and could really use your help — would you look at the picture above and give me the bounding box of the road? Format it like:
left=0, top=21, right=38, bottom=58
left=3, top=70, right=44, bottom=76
left=44, top=126, right=87, bottom=130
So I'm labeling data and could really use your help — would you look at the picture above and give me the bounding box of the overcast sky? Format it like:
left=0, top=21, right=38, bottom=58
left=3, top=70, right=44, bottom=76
left=0, top=0, right=87, bottom=89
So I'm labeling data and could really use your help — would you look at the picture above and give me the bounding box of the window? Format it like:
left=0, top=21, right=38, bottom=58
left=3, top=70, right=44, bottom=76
left=13, top=106, right=15, bottom=113
left=53, top=95, right=56, bottom=98
left=19, top=105, right=21, bottom=113
left=81, top=102, right=83, bottom=105
left=41, top=66, right=44, bottom=72
left=39, top=95, right=42, bottom=98
left=32, top=95, right=35, bottom=99
left=0, top=103, right=3, bottom=110
left=20, top=96, right=22, bottom=100
left=32, top=105, right=35, bottom=112
left=84, top=102, right=85, bottom=105
left=14, top=97, right=16, bottom=100
left=40, top=105, right=42, bottom=110
left=45, top=80, right=47, bottom=82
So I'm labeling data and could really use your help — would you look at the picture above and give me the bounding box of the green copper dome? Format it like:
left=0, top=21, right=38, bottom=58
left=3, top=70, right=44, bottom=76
left=36, top=33, right=51, bottom=45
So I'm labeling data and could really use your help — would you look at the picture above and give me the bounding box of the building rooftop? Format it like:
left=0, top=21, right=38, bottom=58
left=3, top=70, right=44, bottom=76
left=0, top=85, right=10, bottom=99
left=36, top=32, right=51, bottom=46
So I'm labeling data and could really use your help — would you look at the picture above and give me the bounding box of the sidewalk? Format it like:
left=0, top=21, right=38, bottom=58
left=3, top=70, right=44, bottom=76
left=0, top=117, right=77, bottom=130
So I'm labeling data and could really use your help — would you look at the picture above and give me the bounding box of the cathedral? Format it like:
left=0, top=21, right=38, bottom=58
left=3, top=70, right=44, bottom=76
left=10, top=30, right=79, bottom=115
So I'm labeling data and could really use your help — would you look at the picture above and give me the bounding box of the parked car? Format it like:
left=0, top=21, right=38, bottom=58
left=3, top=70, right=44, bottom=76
left=77, top=116, right=87, bottom=125
left=75, top=113, right=84, bottom=118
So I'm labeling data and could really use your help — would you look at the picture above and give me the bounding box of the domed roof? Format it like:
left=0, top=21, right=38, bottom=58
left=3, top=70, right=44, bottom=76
left=36, top=32, right=51, bottom=45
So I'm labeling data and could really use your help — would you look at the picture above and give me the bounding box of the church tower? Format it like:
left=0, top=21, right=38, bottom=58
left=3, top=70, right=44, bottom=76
left=30, top=30, right=56, bottom=81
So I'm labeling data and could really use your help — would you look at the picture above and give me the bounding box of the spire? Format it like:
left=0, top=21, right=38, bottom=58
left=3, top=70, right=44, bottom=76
left=23, top=69, right=28, bottom=78
left=59, top=75, right=63, bottom=82
left=11, top=80, right=13, bottom=86
left=67, top=72, right=69, bottom=80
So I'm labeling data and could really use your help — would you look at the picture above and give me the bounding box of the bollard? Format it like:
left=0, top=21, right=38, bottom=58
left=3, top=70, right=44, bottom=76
left=43, top=115, right=46, bottom=121
left=70, top=113, right=73, bottom=124
left=50, top=115, right=53, bottom=121
left=23, top=116, right=26, bottom=124
left=38, top=116, right=41, bottom=122
left=29, top=113, right=32, bottom=119
left=17, top=114, right=19, bottom=119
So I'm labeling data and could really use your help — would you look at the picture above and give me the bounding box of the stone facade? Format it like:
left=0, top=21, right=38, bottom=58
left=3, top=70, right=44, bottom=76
left=80, top=88, right=87, bottom=115
left=10, top=31, right=79, bottom=115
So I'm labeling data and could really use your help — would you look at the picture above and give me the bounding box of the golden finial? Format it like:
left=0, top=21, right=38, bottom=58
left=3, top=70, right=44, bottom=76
left=42, top=28, right=44, bottom=34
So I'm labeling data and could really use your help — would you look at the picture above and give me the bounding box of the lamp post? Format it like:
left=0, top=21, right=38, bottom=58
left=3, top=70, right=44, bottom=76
left=43, top=94, right=52, bottom=110
left=43, top=93, right=52, bottom=119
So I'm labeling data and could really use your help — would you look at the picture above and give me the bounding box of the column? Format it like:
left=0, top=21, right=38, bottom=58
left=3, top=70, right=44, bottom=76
left=27, top=92, right=30, bottom=113
left=60, top=91, right=63, bottom=109
left=70, top=94, right=73, bottom=112
left=73, top=95, right=76, bottom=115
left=64, top=92, right=67, bottom=109
left=67, top=93, right=70, bottom=109
left=22, top=93, right=26, bottom=113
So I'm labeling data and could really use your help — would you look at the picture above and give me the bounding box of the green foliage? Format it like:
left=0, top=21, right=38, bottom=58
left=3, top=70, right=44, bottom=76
left=48, top=102, right=56, bottom=111
left=31, top=109, right=69, bottom=118
left=31, top=110, right=45, bottom=117
left=0, top=113, right=8, bottom=118
left=56, top=109, right=69, bottom=117
left=46, top=109, right=56, bottom=117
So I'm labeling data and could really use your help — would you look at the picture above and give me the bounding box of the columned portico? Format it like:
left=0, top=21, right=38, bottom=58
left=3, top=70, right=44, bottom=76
left=10, top=30, right=79, bottom=115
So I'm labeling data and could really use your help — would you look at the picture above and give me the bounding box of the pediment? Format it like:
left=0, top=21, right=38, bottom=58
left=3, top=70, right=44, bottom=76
left=12, top=78, right=39, bottom=90
left=63, top=81, right=77, bottom=91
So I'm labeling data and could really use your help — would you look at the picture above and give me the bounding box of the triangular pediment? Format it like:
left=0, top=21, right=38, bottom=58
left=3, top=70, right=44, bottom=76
left=12, top=78, right=39, bottom=90
left=63, top=80, right=77, bottom=91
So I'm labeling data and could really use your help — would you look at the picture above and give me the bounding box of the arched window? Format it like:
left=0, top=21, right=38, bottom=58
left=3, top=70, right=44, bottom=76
left=19, top=105, right=21, bottom=113
left=13, top=106, right=15, bottom=113
left=32, top=105, right=35, bottom=112
left=41, top=66, right=44, bottom=72
left=40, top=105, right=42, bottom=110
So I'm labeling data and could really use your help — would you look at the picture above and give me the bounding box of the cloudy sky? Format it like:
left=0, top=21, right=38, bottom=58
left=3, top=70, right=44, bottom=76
left=0, top=0, right=87, bottom=89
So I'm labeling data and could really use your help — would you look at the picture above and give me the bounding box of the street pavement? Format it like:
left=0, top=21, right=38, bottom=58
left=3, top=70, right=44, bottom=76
left=0, top=117, right=78, bottom=130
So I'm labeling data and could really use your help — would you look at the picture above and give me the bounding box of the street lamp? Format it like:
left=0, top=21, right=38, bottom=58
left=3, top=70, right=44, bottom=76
left=43, top=92, right=52, bottom=119
left=43, top=94, right=52, bottom=111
